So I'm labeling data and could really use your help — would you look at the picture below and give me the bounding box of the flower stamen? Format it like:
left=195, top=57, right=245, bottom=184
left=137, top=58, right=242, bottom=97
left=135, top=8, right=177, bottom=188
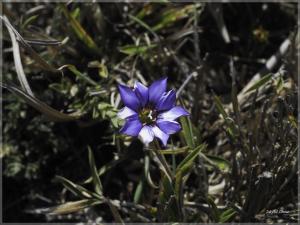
left=148, top=110, right=153, bottom=120
left=139, top=108, right=157, bottom=125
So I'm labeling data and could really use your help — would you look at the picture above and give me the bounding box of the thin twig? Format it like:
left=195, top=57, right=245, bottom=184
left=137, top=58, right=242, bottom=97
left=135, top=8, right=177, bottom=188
left=176, top=71, right=198, bottom=98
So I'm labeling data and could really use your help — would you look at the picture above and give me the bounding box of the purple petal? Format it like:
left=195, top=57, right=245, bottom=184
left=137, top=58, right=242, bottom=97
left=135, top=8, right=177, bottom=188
left=138, top=125, right=154, bottom=145
left=118, top=84, right=141, bottom=111
left=118, top=106, right=137, bottom=119
left=134, top=81, right=148, bottom=107
left=152, top=126, right=169, bottom=146
left=156, top=119, right=181, bottom=135
left=148, top=77, right=167, bottom=105
left=158, top=106, right=189, bottom=120
left=120, top=117, right=142, bottom=136
left=156, top=90, right=176, bottom=111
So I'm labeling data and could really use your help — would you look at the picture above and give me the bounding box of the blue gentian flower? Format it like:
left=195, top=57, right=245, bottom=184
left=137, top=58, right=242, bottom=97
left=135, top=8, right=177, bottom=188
left=117, top=78, right=189, bottom=146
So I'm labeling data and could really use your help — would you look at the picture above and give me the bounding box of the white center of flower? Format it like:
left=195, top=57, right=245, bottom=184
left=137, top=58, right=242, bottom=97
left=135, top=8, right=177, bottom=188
left=148, top=110, right=153, bottom=120
left=139, top=108, right=157, bottom=125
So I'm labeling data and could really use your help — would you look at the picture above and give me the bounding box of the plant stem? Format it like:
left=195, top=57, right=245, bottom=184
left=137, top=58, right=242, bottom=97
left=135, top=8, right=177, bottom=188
left=151, top=140, right=174, bottom=182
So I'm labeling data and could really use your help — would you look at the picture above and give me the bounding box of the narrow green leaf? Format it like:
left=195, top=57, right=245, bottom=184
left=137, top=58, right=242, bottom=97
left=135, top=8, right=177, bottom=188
left=50, top=199, right=102, bottom=215
left=23, top=38, right=61, bottom=46
left=59, top=64, right=98, bottom=86
left=99, top=63, right=108, bottom=78
left=4, top=15, right=34, bottom=96
left=174, top=170, right=184, bottom=213
left=88, top=147, right=103, bottom=196
left=88, top=61, right=108, bottom=78
left=60, top=4, right=99, bottom=51
left=152, top=4, right=196, bottom=31
left=180, top=115, right=195, bottom=149
left=22, top=15, right=38, bottom=29
left=83, top=156, right=125, bottom=184
left=133, top=179, right=144, bottom=204
left=149, top=141, right=174, bottom=182
left=176, top=144, right=206, bottom=176
left=129, top=14, right=157, bottom=38
left=275, top=75, right=284, bottom=93
left=71, top=7, right=80, bottom=19
left=1, top=16, right=59, bottom=73
left=55, top=175, right=97, bottom=199
left=135, top=3, right=155, bottom=20
left=119, top=44, right=156, bottom=56
left=202, top=154, right=231, bottom=172
left=158, top=146, right=189, bottom=155
left=219, top=208, right=237, bottom=222
left=288, top=115, right=297, bottom=129
left=213, top=94, right=238, bottom=140
left=245, top=73, right=273, bottom=93
left=213, top=94, right=228, bottom=119
left=1, top=83, right=81, bottom=122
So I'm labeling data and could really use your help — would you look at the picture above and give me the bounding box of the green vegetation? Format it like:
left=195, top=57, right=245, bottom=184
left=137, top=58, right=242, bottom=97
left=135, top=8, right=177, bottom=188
left=2, top=2, right=298, bottom=223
